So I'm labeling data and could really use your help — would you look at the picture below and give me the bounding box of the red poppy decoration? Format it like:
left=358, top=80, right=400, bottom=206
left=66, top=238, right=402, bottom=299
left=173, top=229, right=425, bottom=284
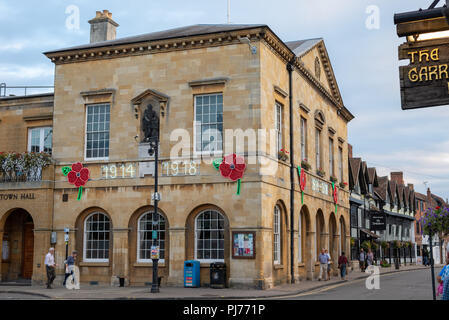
left=300, top=169, right=307, bottom=192
left=62, top=163, right=90, bottom=201
left=67, top=162, right=90, bottom=187
left=219, top=154, right=246, bottom=182
left=333, top=184, right=338, bottom=204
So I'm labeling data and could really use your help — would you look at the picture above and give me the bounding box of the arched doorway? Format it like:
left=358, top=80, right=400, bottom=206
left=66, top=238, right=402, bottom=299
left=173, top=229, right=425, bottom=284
left=299, top=205, right=313, bottom=279
left=1, top=209, right=34, bottom=282
left=315, top=210, right=325, bottom=260
left=329, top=213, right=338, bottom=272
left=339, top=216, right=347, bottom=255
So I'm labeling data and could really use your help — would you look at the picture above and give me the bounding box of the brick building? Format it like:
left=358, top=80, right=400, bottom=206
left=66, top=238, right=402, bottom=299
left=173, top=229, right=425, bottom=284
left=0, top=10, right=353, bottom=288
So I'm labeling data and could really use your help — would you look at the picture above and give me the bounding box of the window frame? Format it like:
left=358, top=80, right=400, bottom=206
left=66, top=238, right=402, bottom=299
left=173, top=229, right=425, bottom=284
left=27, top=126, right=53, bottom=154
left=300, top=117, right=307, bottom=161
left=137, top=211, right=166, bottom=263
left=84, top=103, right=111, bottom=162
left=194, top=209, right=225, bottom=263
left=315, top=128, right=321, bottom=170
left=273, top=205, right=281, bottom=265
left=329, top=137, right=334, bottom=177
left=83, top=212, right=111, bottom=263
left=338, top=146, right=343, bottom=182
left=275, top=102, right=283, bottom=153
left=193, top=93, right=224, bottom=156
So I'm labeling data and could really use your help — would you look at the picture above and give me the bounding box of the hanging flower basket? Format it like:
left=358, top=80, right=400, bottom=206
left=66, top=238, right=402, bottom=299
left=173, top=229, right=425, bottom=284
left=393, top=240, right=402, bottom=249
left=330, top=175, right=338, bottom=183
left=339, top=181, right=348, bottom=189
left=0, top=151, right=52, bottom=182
left=420, top=206, right=449, bottom=236
left=361, top=240, right=371, bottom=251
left=301, top=159, right=311, bottom=171
left=350, top=237, right=356, bottom=247
left=278, top=149, right=289, bottom=162
left=381, top=241, right=389, bottom=249
left=316, top=168, right=326, bottom=178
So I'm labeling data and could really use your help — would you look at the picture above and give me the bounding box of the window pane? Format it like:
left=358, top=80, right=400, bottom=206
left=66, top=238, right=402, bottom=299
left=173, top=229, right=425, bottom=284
left=84, top=213, right=110, bottom=260
left=195, top=94, right=223, bottom=152
left=86, top=104, right=110, bottom=159
left=195, top=210, right=225, bottom=261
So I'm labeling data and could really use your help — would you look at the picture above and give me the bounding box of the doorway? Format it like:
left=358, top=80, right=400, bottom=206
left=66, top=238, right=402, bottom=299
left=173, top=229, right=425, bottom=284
left=1, top=209, right=34, bottom=281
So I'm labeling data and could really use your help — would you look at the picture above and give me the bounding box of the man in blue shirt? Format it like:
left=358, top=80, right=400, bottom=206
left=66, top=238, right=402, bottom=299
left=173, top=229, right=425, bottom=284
left=318, top=248, right=329, bottom=281
left=63, top=251, right=78, bottom=287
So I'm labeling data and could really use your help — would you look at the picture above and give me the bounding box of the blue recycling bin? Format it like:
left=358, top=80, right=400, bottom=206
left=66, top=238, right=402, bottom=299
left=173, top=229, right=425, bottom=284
left=184, top=260, right=200, bottom=288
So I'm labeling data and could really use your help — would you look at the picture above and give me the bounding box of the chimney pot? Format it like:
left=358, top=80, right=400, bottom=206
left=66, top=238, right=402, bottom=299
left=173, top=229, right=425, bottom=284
left=390, top=172, right=404, bottom=185
left=88, top=10, right=119, bottom=44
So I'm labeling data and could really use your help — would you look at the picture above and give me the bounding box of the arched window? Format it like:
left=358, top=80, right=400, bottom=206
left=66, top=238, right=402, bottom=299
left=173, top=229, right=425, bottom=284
left=137, top=212, right=166, bottom=262
left=274, top=205, right=281, bottom=264
left=195, top=210, right=225, bottom=262
left=84, top=212, right=110, bottom=262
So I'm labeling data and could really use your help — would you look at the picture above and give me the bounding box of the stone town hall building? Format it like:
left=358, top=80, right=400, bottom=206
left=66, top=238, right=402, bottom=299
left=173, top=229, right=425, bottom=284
left=0, top=10, right=353, bottom=288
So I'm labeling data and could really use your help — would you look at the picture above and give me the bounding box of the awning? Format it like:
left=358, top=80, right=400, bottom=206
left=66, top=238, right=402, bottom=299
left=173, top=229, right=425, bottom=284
left=360, top=228, right=380, bottom=239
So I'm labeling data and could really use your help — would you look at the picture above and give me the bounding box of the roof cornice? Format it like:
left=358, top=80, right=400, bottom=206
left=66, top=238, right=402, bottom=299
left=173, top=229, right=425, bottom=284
left=44, top=25, right=354, bottom=122
left=261, top=30, right=354, bottom=122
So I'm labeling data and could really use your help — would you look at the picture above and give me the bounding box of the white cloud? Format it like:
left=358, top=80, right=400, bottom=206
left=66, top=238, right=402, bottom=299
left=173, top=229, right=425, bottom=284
left=0, top=38, right=69, bottom=52
left=0, top=64, right=53, bottom=80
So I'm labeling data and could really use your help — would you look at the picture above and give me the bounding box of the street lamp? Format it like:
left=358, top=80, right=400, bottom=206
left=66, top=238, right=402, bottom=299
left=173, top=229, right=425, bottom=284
left=144, top=103, right=161, bottom=294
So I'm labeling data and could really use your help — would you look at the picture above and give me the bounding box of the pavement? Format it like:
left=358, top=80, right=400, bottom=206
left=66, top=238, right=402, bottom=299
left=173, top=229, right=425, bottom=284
left=0, top=264, right=438, bottom=300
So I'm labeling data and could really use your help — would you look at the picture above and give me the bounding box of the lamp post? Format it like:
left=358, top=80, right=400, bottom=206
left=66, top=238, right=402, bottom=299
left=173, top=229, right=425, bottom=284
left=429, top=233, right=436, bottom=300
left=144, top=103, right=161, bottom=294
left=150, top=138, right=160, bottom=294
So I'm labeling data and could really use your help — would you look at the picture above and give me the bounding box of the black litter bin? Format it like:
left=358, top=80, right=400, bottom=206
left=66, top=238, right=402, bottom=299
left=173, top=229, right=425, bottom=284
left=210, top=262, right=226, bottom=289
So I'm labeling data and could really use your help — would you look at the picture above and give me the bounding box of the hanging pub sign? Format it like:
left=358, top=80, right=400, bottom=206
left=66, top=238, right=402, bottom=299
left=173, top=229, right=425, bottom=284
left=370, top=211, right=386, bottom=231
left=395, top=3, right=449, bottom=109
left=399, top=40, right=449, bottom=109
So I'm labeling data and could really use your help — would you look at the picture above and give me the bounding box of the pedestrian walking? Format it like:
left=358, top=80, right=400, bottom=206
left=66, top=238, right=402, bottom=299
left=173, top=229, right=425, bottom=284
left=437, top=252, right=449, bottom=300
left=63, top=251, right=78, bottom=287
left=44, top=248, right=57, bottom=289
left=325, top=249, right=332, bottom=280
left=359, top=248, right=366, bottom=272
left=423, top=248, right=429, bottom=266
left=367, top=249, right=374, bottom=267
left=318, top=248, right=329, bottom=281
left=338, top=251, right=349, bottom=280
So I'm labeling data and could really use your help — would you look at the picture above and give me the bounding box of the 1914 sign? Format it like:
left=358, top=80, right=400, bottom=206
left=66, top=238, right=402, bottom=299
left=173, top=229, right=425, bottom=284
left=399, top=39, right=449, bottom=109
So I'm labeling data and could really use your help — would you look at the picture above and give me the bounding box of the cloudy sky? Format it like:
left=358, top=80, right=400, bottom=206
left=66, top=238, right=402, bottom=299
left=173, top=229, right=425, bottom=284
left=1, top=0, right=448, bottom=199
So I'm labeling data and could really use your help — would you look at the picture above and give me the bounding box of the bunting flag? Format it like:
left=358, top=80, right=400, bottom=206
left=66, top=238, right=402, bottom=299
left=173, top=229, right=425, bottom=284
left=332, top=181, right=338, bottom=214
left=297, top=166, right=307, bottom=205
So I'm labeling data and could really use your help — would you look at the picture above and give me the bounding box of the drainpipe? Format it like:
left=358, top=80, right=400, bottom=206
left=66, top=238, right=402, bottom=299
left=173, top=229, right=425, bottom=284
left=287, top=60, right=295, bottom=284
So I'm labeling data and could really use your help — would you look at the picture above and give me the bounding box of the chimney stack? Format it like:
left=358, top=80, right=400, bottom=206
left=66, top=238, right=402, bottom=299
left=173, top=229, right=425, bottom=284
left=348, top=143, right=353, bottom=159
left=88, top=10, right=119, bottom=44
left=390, top=172, right=404, bottom=185
left=407, top=183, right=414, bottom=190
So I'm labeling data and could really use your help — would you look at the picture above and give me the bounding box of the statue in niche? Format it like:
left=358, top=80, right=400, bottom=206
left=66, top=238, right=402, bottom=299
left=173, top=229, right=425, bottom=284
left=142, top=103, right=159, bottom=143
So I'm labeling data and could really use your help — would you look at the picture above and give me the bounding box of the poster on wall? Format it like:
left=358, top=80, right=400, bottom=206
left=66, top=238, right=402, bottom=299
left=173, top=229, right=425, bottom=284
left=232, top=232, right=255, bottom=259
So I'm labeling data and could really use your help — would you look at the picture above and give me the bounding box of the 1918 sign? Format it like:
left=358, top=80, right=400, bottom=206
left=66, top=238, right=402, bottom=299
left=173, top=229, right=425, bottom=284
left=399, top=38, right=449, bottom=109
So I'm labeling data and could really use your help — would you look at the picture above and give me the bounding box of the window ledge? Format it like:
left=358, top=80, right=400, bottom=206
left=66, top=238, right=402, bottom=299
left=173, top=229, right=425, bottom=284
left=297, top=263, right=305, bottom=267
left=274, top=264, right=284, bottom=270
left=79, top=262, right=110, bottom=267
